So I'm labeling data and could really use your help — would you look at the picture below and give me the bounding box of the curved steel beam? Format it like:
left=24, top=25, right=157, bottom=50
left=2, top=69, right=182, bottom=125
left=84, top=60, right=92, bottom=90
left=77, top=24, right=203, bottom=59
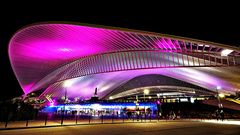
left=29, top=49, right=238, bottom=93
left=107, top=85, right=216, bottom=99
left=8, top=23, right=240, bottom=95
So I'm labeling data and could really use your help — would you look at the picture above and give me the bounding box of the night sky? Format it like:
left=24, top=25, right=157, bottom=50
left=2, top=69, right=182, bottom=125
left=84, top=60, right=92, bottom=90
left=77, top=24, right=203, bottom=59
left=0, top=4, right=239, bottom=101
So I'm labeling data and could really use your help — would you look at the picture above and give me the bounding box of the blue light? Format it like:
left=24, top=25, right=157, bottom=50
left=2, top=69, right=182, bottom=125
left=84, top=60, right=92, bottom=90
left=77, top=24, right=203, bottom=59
left=42, top=102, right=157, bottom=113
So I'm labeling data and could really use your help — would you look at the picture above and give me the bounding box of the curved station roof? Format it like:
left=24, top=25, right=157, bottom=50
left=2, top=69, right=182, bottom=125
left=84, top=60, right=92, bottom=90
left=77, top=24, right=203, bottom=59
left=8, top=22, right=240, bottom=100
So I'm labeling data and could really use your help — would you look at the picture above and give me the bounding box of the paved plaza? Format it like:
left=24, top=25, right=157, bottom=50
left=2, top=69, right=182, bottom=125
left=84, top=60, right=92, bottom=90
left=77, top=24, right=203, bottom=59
left=0, top=120, right=240, bottom=135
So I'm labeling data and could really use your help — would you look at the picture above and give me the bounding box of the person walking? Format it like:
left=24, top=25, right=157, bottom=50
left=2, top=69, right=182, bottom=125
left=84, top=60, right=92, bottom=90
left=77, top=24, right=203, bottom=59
left=220, top=110, right=224, bottom=121
left=215, top=109, right=219, bottom=120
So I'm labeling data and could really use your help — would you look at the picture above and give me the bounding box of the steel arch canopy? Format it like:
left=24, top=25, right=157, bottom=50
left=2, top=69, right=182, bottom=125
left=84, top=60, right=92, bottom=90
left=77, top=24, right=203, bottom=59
left=8, top=22, right=240, bottom=98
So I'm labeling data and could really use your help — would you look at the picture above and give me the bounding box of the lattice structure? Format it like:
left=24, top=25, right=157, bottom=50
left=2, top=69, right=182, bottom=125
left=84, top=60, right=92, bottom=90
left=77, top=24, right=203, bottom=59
left=8, top=23, right=240, bottom=97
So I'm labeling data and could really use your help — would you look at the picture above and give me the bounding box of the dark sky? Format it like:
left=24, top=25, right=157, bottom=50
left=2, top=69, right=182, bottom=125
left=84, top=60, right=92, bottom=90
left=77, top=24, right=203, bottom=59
left=0, top=4, right=239, bottom=101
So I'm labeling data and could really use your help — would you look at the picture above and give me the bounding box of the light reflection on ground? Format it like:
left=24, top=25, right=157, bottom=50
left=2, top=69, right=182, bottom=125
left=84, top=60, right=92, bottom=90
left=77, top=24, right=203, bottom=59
left=194, top=119, right=240, bottom=125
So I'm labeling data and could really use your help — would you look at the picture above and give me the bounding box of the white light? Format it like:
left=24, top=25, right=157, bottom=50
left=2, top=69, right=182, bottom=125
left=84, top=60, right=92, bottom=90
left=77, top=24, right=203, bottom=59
left=180, top=98, right=188, bottom=102
left=198, top=44, right=209, bottom=47
left=157, top=94, right=160, bottom=98
left=109, top=96, right=113, bottom=100
left=197, top=119, right=240, bottom=125
left=74, top=97, right=79, bottom=102
left=218, top=93, right=225, bottom=98
left=190, top=98, right=195, bottom=103
left=148, top=96, right=152, bottom=99
left=60, top=48, right=71, bottom=52
left=63, top=80, right=73, bottom=88
left=91, top=104, right=101, bottom=110
left=161, top=92, right=185, bottom=96
left=50, top=102, right=54, bottom=107
left=221, top=49, right=233, bottom=56
left=217, top=86, right=221, bottom=90
left=144, top=89, right=149, bottom=95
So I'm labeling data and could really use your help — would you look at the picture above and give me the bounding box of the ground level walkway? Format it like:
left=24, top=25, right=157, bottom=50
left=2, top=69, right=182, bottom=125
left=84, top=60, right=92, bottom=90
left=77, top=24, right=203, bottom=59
left=0, top=120, right=240, bottom=135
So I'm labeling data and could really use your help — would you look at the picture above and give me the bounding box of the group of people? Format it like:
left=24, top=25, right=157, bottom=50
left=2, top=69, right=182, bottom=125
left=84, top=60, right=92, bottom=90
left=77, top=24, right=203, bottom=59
left=125, top=107, right=152, bottom=120
left=215, top=109, right=224, bottom=121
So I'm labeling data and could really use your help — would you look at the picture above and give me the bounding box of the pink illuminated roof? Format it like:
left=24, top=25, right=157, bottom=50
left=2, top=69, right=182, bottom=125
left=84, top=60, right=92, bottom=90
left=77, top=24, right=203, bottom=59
left=8, top=22, right=240, bottom=98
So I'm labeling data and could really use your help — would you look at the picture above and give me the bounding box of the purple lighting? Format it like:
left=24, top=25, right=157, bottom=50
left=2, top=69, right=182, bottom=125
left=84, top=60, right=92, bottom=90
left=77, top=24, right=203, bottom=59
left=38, top=67, right=235, bottom=99
left=8, top=23, right=240, bottom=98
left=49, top=101, right=54, bottom=107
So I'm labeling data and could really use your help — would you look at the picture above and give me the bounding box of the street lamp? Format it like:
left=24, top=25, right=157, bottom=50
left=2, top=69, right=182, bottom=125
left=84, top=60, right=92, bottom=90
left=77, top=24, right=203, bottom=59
left=144, top=89, right=150, bottom=95
left=216, top=86, right=223, bottom=109
left=218, top=93, right=225, bottom=98
left=61, top=80, right=73, bottom=125
left=143, top=89, right=149, bottom=103
left=156, top=93, right=162, bottom=119
left=63, top=80, right=73, bottom=87
left=143, top=89, right=149, bottom=114
left=63, top=80, right=73, bottom=103
left=217, top=86, right=221, bottom=90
